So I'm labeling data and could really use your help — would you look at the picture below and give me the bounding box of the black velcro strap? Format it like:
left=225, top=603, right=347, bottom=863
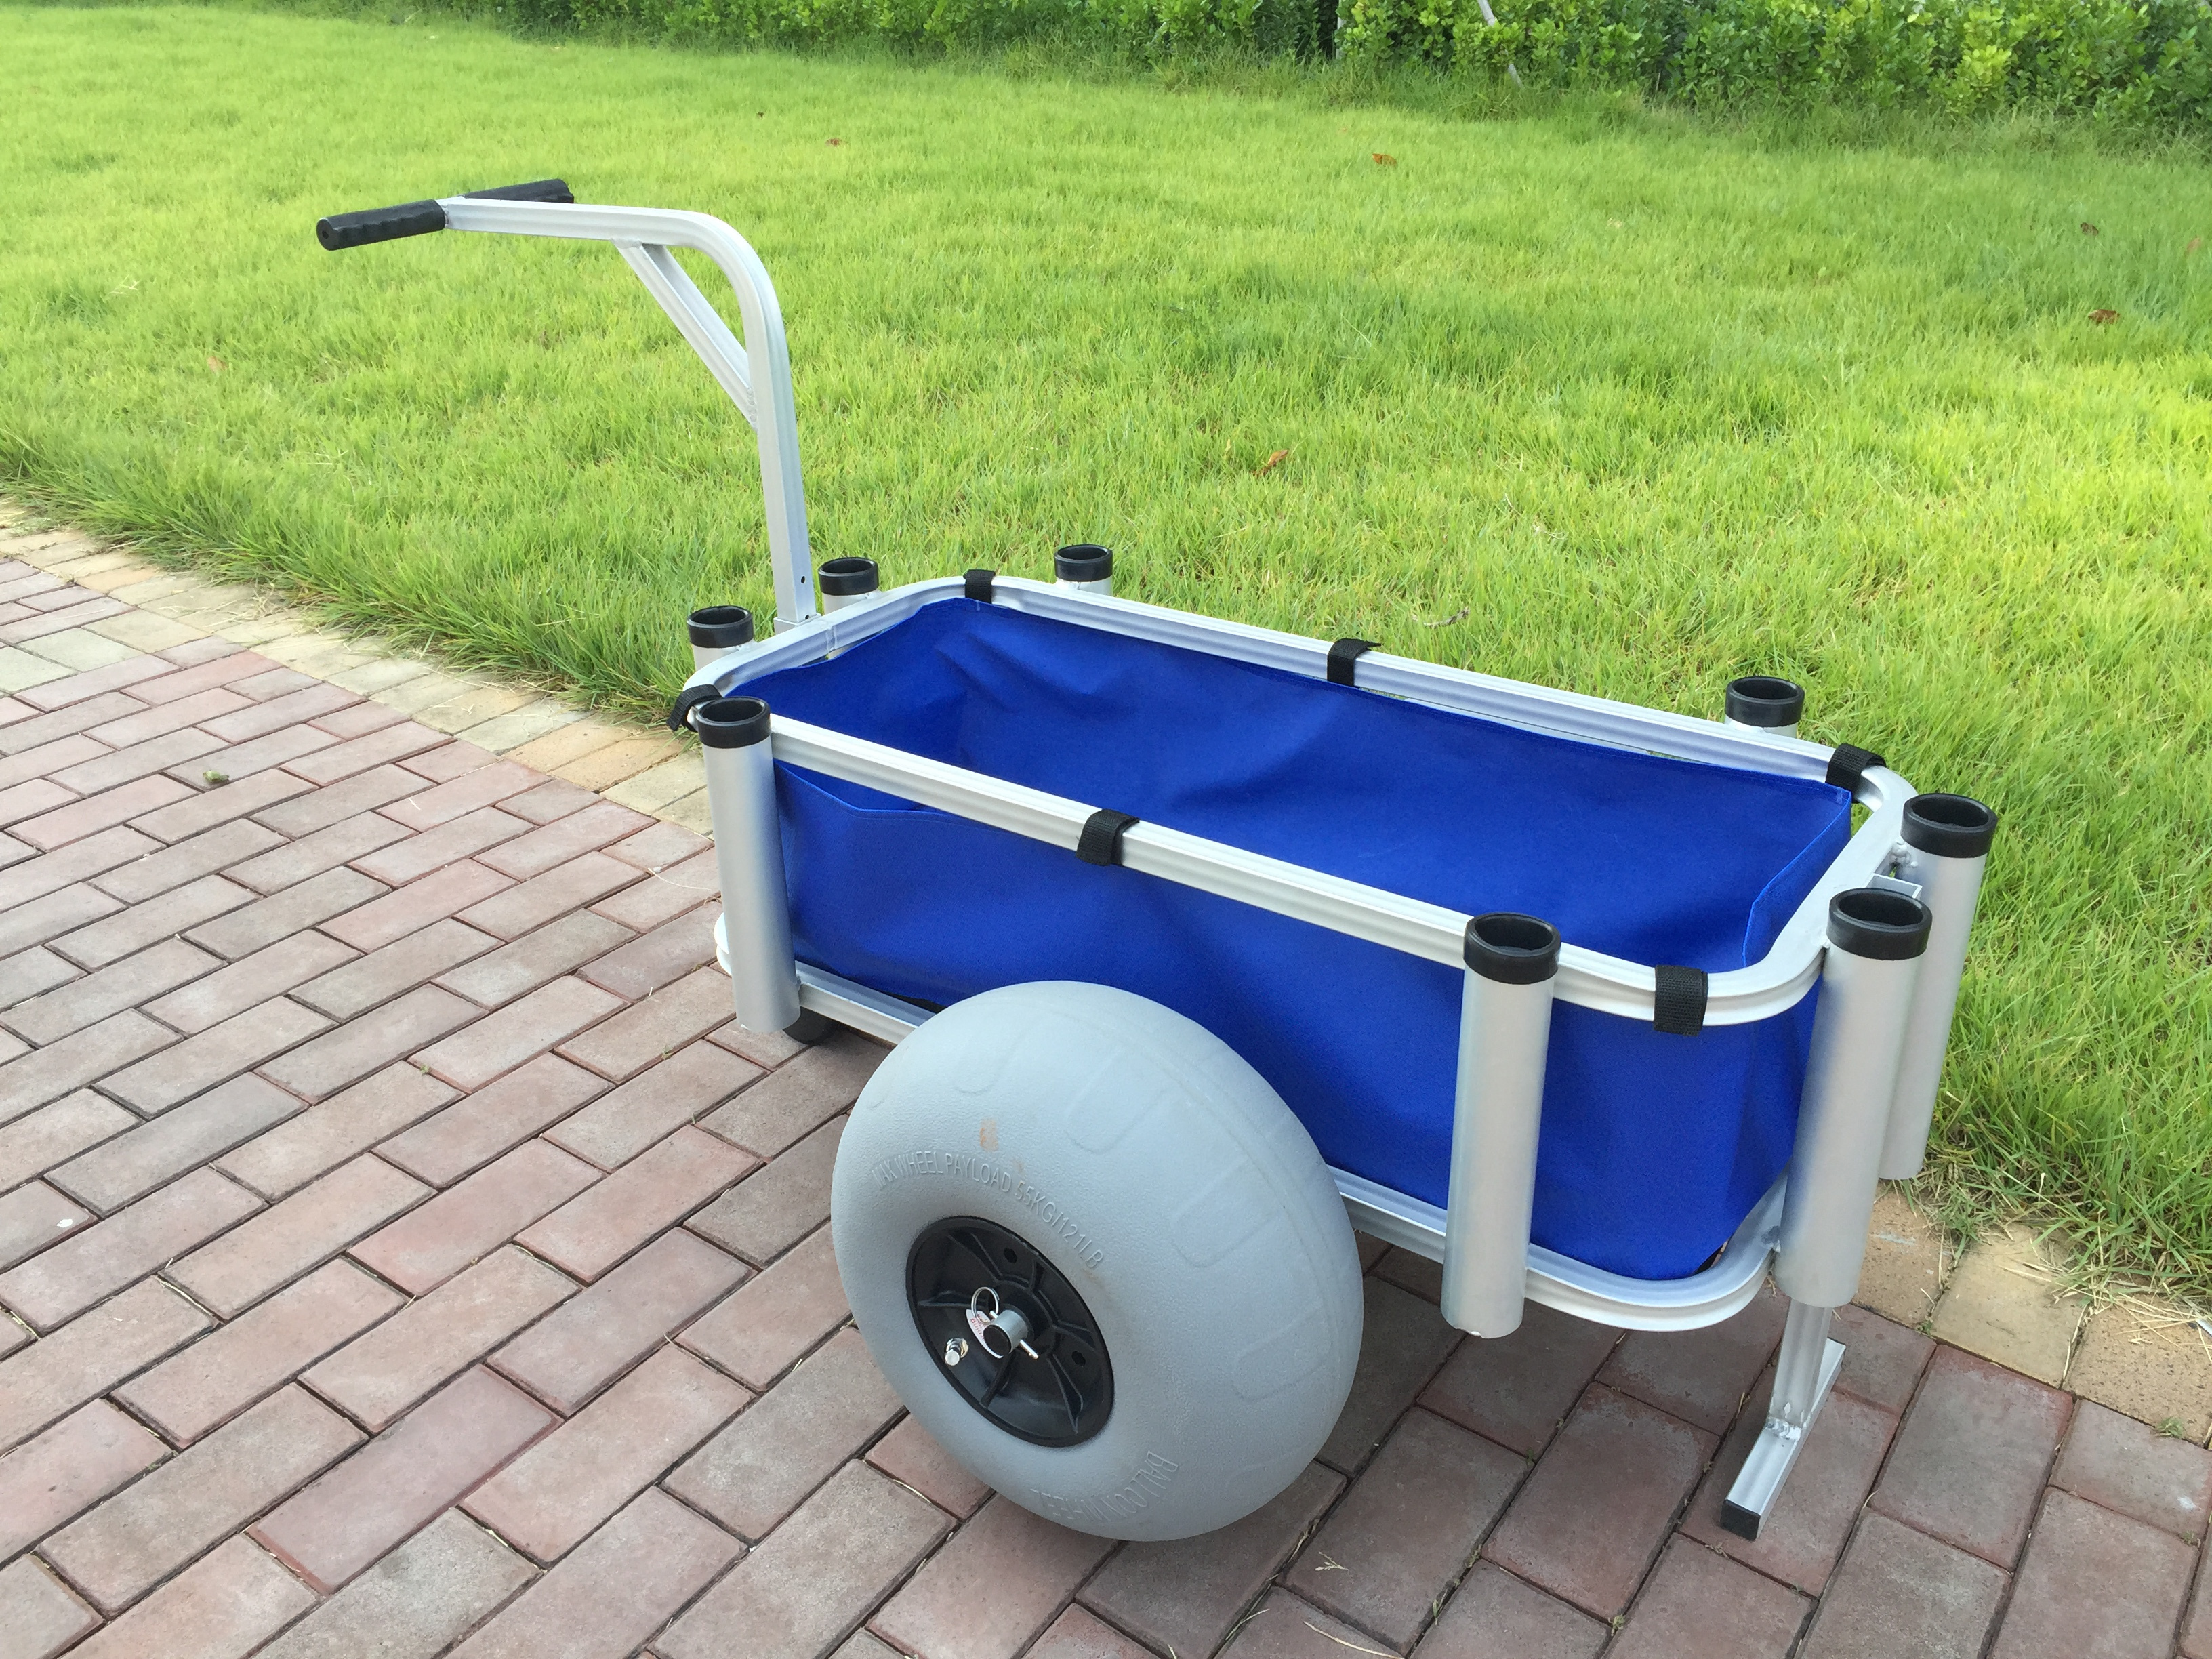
left=1076, top=810, right=1140, bottom=867
left=1653, top=964, right=1708, bottom=1035
left=1825, top=743, right=1885, bottom=793
left=666, top=684, right=722, bottom=735
left=1327, top=638, right=1378, bottom=686
left=964, top=569, right=996, bottom=602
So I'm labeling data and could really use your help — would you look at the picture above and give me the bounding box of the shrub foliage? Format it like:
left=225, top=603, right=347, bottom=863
left=506, top=0, right=2211, bottom=123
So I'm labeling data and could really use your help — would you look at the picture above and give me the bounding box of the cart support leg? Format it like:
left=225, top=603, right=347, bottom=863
left=1775, top=888, right=1931, bottom=1308
left=696, top=696, right=802, bottom=1033
left=1722, top=1298, right=1844, bottom=1540
left=1880, top=795, right=1998, bottom=1179
left=1441, top=914, right=1559, bottom=1339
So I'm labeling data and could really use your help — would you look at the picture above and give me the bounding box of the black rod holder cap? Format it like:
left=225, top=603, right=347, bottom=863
left=818, top=558, right=879, bottom=597
left=1903, top=794, right=1998, bottom=860
left=1827, top=888, right=1932, bottom=960
left=694, top=696, right=771, bottom=750
left=1465, top=912, right=1561, bottom=984
left=688, top=607, right=754, bottom=651
left=1055, top=544, right=1113, bottom=583
left=1725, top=676, right=1806, bottom=729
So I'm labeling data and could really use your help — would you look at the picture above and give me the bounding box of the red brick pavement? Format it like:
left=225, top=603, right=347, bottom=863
left=3, top=562, right=2211, bottom=1658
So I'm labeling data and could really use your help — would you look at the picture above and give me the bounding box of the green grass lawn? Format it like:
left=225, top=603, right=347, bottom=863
left=4, top=4, right=2208, bottom=1294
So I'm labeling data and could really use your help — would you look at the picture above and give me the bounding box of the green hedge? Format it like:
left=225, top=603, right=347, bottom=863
left=504, top=0, right=2212, bottom=122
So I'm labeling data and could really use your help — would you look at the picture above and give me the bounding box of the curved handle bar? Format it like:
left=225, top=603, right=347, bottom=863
left=316, top=180, right=575, bottom=251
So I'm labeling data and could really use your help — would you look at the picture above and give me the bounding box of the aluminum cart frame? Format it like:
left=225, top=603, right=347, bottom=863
left=317, top=187, right=1997, bottom=1538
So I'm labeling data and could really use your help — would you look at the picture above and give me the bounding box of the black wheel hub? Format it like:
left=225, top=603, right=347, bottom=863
left=907, top=1216, right=1113, bottom=1446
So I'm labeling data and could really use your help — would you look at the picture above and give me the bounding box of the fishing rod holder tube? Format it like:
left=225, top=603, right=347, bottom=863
left=694, top=696, right=802, bottom=1034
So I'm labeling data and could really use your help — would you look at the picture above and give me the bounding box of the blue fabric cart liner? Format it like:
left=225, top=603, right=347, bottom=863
left=737, top=599, right=1852, bottom=1280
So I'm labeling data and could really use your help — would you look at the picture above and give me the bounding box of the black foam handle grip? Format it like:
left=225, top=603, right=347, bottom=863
left=316, top=200, right=447, bottom=251
left=316, top=180, right=575, bottom=251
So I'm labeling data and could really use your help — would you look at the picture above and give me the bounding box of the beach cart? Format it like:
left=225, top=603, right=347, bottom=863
left=318, top=186, right=1999, bottom=1543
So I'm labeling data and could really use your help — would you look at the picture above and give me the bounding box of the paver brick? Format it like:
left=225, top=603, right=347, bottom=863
left=2068, top=1303, right=2212, bottom=1447
left=590, top=848, right=717, bottom=933
left=40, top=1385, right=362, bottom=1614
left=2049, top=1397, right=2212, bottom=1539
left=700, top=1034, right=881, bottom=1162
left=161, top=733, right=338, bottom=800
left=481, top=800, right=652, bottom=881
left=0, top=885, right=121, bottom=963
left=1483, top=1384, right=1714, bottom=1619
left=226, top=811, right=411, bottom=896
left=1609, top=1536, right=1809, bottom=1659
left=416, top=975, right=622, bottom=1090
left=253, top=1509, right=534, bottom=1659
left=437, top=911, right=634, bottom=1008
left=0, top=1557, right=100, bottom=1659
left=0, top=825, right=158, bottom=918
left=102, top=997, right=329, bottom=1115
left=0, top=1090, right=136, bottom=1191
left=93, top=823, right=285, bottom=912
left=10, top=655, right=151, bottom=712
left=117, top=1260, right=404, bottom=1444
left=377, top=1052, right=607, bottom=1187
left=1798, top=1511, right=2007, bottom=1659
left=170, top=1155, right=430, bottom=1317
left=449, top=1487, right=743, bottom=1659
left=1419, top=1296, right=1622, bottom=1458
left=1600, top=1282, right=1788, bottom=1435
left=0, top=734, right=105, bottom=792
left=0, top=1010, right=175, bottom=1125
left=1291, top=1406, right=1526, bottom=1650
left=131, top=648, right=282, bottom=704
left=495, top=1227, right=750, bottom=1414
left=865, top=1414, right=993, bottom=1520
left=0, top=1181, right=91, bottom=1271
left=1989, top=1487, right=2194, bottom=1659
left=377, top=760, right=538, bottom=831
left=0, top=1401, right=167, bottom=1562
left=259, top=984, right=478, bottom=1101
left=1222, top=1588, right=1422, bottom=1658
left=1081, top=1462, right=1345, bottom=1658
left=1410, top=1559, right=1607, bottom=1659
left=0, top=693, right=142, bottom=760
left=351, top=1138, right=599, bottom=1294
left=62, top=1535, right=316, bottom=1659
left=55, top=872, right=258, bottom=968
left=10, top=775, right=192, bottom=851
left=0, top=942, right=78, bottom=1007
left=185, top=867, right=386, bottom=960
left=5, top=937, right=216, bottom=1047
left=54, top=727, right=222, bottom=795
left=605, top=818, right=710, bottom=872
left=1319, top=1275, right=1464, bottom=1474
left=659, top=1460, right=950, bottom=1659
left=201, top=684, right=356, bottom=743
left=1931, top=1225, right=2083, bottom=1387
left=253, top=1366, right=554, bottom=1593
left=667, top=1326, right=904, bottom=1540
left=86, top=687, right=251, bottom=749
left=1023, top=1606, right=1156, bottom=1659
left=0, top=1167, right=261, bottom=1331
left=546, top=1038, right=756, bottom=1170
left=291, top=917, right=497, bottom=1021
left=0, top=1279, right=211, bottom=1452
left=49, top=1073, right=302, bottom=1214
left=1830, top=1302, right=1935, bottom=1413
left=506, top=719, right=628, bottom=778
left=680, top=1218, right=849, bottom=1393
left=281, top=719, right=451, bottom=786
left=130, top=768, right=310, bottom=846
left=457, top=850, right=642, bottom=943
left=309, top=697, right=405, bottom=739
left=466, top=1344, right=750, bottom=1563
left=874, top=1494, right=1115, bottom=1659
left=517, top=1125, right=756, bottom=1282
left=1868, top=1344, right=2071, bottom=1567
left=352, top=806, right=531, bottom=888
left=1679, top=1368, right=1899, bottom=1594
left=576, top=905, right=718, bottom=1001
left=0, top=778, right=75, bottom=830
left=144, top=930, right=356, bottom=1033
left=218, top=1063, right=457, bottom=1199
left=686, top=1115, right=843, bottom=1267
left=254, top=763, right=424, bottom=836
left=303, top=1244, right=577, bottom=1430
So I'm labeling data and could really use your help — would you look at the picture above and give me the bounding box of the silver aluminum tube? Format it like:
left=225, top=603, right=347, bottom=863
left=696, top=697, right=802, bottom=1032
left=1770, top=1300, right=1835, bottom=1429
left=1775, top=889, right=1932, bottom=1306
left=1440, top=914, right=1560, bottom=1338
left=1053, top=545, right=1113, bottom=596
left=1881, top=795, right=1998, bottom=1179
left=689, top=607, right=754, bottom=672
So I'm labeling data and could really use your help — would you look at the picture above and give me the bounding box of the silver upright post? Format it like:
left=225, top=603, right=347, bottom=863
left=1722, top=1298, right=1845, bottom=1538
left=1439, top=912, right=1559, bottom=1338
left=1776, top=887, right=1932, bottom=1306
left=689, top=607, right=754, bottom=671
left=1722, top=676, right=1805, bottom=742
left=1054, top=545, right=1114, bottom=596
left=1880, top=794, right=1998, bottom=1179
left=695, top=697, right=802, bottom=1033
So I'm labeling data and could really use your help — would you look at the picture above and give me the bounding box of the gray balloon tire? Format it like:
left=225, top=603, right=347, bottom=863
left=830, top=979, right=1365, bottom=1542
